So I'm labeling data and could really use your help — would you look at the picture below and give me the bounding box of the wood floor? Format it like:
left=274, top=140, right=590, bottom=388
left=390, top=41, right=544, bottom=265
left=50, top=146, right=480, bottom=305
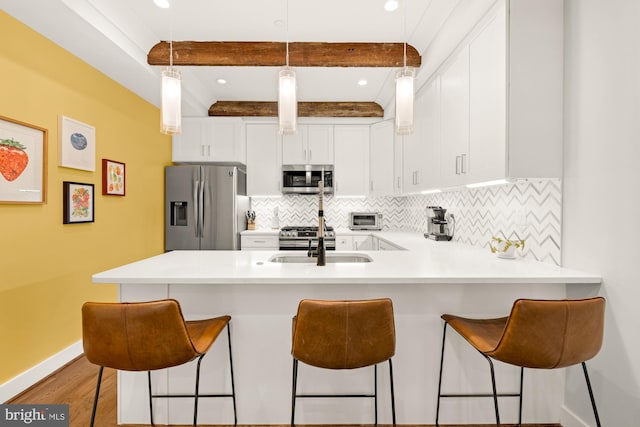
left=7, top=355, right=561, bottom=427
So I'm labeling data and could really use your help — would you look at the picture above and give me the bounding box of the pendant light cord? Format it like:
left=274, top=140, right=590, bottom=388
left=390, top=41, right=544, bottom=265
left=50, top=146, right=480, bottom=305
left=403, top=0, right=407, bottom=68
left=285, top=0, right=290, bottom=66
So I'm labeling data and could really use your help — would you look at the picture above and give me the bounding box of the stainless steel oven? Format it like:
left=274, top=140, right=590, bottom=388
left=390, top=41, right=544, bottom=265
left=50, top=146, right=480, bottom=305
left=279, top=226, right=336, bottom=251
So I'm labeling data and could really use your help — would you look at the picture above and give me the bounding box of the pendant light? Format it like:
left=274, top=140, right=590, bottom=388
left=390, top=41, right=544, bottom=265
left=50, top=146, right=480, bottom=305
left=279, top=0, right=297, bottom=134
left=161, top=39, right=182, bottom=134
left=395, top=1, right=414, bottom=135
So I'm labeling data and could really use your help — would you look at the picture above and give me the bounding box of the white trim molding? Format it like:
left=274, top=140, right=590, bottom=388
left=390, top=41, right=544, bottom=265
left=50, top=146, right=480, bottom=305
left=0, top=340, right=83, bottom=403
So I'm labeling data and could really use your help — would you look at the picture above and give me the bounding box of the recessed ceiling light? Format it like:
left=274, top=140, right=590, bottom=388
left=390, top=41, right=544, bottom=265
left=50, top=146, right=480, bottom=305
left=217, top=78, right=227, bottom=85
left=384, top=0, right=399, bottom=12
left=154, top=0, right=170, bottom=9
left=358, top=79, right=368, bottom=86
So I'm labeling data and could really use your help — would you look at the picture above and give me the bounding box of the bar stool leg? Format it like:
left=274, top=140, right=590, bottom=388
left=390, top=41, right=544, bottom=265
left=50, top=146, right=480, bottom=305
left=226, top=323, right=238, bottom=426
left=290, top=358, right=299, bottom=427
left=582, top=362, right=602, bottom=427
left=193, top=354, right=205, bottom=426
left=389, top=358, right=397, bottom=426
left=374, top=364, right=378, bottom=425
left=484, top=355, right=501, bottom=426
left=435, top=322, right=448, bottom=426
left=147, top=370, right=155, bottom=426
left=90, top=366, right=104, bottom=427
left=518, top=367, right=524, bottom=426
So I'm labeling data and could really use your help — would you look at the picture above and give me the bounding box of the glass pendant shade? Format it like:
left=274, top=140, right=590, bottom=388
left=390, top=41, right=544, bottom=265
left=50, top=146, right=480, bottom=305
left=278, top=66, right=297, bottom=135
left=161, top=67, right=182, bottom=135
left=395, top=67, right=415, bottom=135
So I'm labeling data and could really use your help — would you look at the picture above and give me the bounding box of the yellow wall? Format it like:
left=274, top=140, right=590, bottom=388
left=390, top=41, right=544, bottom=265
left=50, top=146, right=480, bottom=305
left=0, top=12, right=171, bottom=385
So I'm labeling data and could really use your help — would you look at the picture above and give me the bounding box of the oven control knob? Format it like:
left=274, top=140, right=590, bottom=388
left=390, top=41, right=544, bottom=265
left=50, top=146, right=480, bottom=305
left=326, top=231, right=335, bottom=238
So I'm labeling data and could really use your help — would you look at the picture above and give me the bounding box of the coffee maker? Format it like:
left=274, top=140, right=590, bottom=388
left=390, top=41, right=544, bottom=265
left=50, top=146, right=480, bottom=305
left=425, top=206, right=454, bottom=241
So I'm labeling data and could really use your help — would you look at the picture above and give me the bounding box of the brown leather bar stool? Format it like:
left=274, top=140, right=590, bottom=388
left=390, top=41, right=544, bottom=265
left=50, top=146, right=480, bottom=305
left=435, top=297, right=605, bottom=427
left=290, top=298, right=397, bottom=426
left=82, top=299, right=237, bottom=427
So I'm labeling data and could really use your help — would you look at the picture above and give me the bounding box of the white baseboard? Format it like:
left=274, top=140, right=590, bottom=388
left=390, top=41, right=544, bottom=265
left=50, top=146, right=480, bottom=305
left=0, top=340, right=83, bottom=403
left=561, top=405, right=591, bottom=427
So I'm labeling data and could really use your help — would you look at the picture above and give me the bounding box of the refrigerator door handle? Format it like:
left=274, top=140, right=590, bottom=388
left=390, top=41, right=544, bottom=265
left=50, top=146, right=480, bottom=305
left=193, top=178, right=200, bottom=238
left=201, top=179, right=208, bottom=238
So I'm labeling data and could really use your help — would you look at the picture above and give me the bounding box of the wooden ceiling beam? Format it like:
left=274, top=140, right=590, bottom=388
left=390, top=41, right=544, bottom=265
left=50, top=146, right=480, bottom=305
left=208, top=101, right=384, bottom=118
left=149, top=41, right=421, bottom=67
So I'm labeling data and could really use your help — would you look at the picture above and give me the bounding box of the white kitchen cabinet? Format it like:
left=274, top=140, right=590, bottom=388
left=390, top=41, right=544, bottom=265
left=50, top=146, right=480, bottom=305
left=336, top=235, right=353, bottom=251
left=440, top=46, right=470, bottom=188
left=246, top=124, right=282, bottom=196
left=172, top=117, right=245, bottom=164
left=334, top=125, right=370, bottom=197
left=466, top=0, right=563, bottom=183
left=369, top=120, right=395, bottom=197
left=393, top=131, right=403, bottom=195
left=403, top=76, right=441, bottom=193
left=353, top=234, right=377, bottom=251
left=240, top=235, right=279, bottom=250
left=282, top=125, right=334, bottom=165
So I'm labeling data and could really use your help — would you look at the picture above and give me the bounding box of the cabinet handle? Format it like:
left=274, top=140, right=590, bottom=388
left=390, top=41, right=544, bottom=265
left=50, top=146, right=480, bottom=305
left=461, top=153, right=467, bottom=174
left=207, top=145, right=211, bottom=157
left=253, top=240, right=266, bottom=243
left=202, top=145, right=206, bottom=157
left=397, top=177, right=401, bottom=189
left=416, top=171, right=420, bottom=185
left=309, top=149, right=312, bottom=161
left=303, top=149, right=307, bottom=162
left=456, top=156, right=461, bottom=175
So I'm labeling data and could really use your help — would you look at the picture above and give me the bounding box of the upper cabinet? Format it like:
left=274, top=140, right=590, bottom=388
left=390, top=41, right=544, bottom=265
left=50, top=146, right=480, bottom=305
left=172, top=117, right=246, bottom=164
left=246, top=124, right=282, bottom=196
left=440, top=46, right=470, bottom=189
left=438, top=0, right=562, bottom=187
left=369, top=120, right=395, bottom=197
left=334, top=125, right=370, bottom=197
left=282, top=125, right=334, bottom=165
left=403, top=76, right=441, bottom=193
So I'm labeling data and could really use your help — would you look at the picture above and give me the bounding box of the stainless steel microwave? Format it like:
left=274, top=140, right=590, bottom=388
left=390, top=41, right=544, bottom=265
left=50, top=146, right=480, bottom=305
left=349, top=212, right=383, bottom=230
left=282, top=165, right=333, bottom=194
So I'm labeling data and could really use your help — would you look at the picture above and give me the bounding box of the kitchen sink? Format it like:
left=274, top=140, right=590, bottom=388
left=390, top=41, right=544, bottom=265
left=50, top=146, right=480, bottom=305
left=268, top=253, right=372, bottom=264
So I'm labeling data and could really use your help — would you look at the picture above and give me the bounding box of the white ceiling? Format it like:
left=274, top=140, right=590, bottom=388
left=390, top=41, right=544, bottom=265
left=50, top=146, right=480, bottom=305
left=0, top=0, right=497, bottom=117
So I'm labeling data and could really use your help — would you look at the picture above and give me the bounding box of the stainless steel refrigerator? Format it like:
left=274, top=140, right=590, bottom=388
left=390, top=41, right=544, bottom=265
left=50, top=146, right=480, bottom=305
left=165, top=165, right=250, bottom=250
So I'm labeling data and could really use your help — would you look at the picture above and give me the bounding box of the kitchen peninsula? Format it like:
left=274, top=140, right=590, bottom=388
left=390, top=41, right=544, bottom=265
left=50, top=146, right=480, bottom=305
left=93, top=232, right=601, bottom=426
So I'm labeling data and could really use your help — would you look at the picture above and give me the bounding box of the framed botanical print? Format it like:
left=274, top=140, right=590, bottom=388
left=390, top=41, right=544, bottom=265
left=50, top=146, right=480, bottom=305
left=102, top=159, right=125, bottom=196
left=63, top=181, right=95, bottom=224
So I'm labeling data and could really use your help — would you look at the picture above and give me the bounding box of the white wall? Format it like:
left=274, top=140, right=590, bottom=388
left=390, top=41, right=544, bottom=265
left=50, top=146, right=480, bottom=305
left=563, top=0, right=640, bottom=425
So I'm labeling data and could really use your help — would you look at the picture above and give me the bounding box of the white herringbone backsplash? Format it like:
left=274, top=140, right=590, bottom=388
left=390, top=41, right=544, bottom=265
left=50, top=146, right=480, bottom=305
left=251, top=179, right=562, bottom=265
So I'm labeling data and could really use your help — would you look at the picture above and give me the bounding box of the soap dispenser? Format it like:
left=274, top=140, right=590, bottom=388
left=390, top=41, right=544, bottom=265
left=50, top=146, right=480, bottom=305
left=271, top=207, right=280, bottom=229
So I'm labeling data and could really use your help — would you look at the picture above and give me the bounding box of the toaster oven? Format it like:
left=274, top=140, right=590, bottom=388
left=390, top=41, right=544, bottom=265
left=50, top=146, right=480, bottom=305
left=348, top=212, right=383, bottom=230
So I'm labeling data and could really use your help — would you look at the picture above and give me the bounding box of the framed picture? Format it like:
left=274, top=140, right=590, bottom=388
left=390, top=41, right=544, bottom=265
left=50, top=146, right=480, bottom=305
left=63, top=181, right=95, bottom=224
left=102, top=159, right=125, bottom=196
left=0, top=115, right=47, bottom=204
left=59, top=116, right=95, bottom=171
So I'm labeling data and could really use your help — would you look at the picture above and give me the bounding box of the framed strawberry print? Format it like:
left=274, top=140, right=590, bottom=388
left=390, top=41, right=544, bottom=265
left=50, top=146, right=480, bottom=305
left=63, top=181, right=94, bottom=224
left=0, top=115, right=47, bottom=204
left=102, top=159, right=125, bottom=196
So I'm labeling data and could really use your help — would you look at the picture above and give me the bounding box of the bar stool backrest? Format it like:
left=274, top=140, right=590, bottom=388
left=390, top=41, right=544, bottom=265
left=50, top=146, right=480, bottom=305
left=488, top=297, right=605, bottom=369
left=82, top=299, right=199, bottom=371
left=292, top=298, right=396, bottom=370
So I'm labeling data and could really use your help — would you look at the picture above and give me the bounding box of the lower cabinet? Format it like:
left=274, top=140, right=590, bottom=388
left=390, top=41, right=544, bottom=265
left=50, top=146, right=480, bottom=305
left=240, top=235, right=279, bottom=250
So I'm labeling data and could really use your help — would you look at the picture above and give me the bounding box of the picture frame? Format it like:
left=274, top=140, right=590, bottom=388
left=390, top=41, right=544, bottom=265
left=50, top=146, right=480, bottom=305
left=0, top=115, right=48, bottom=204
left=59, top=116, right=95, bottom=171
left=63, top=181, right=95, bottom=224
left=102, top=159, right=126, bottom=196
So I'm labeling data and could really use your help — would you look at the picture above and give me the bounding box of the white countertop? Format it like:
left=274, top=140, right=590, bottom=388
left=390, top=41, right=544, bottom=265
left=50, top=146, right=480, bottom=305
left=93, top=232, right=601, bottom=285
